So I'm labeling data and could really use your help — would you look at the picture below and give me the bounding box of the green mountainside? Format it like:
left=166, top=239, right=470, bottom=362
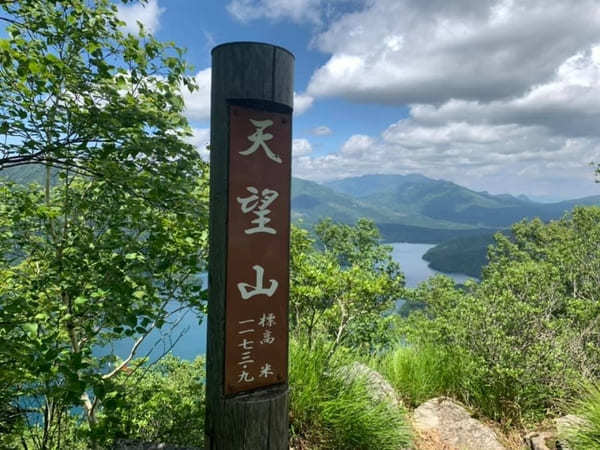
left=422, top=231, right=505, bottom=278
left=1, top=165, right=53, bottom=185
left=324, top=174, right=430, bottom=198
left=293, top=177, right=491, bottom=242
left=320, top=174, right=600, bottom=273
left=4, top=167, right=599, bottom=251
left=321, top=174, right=600, bottom=242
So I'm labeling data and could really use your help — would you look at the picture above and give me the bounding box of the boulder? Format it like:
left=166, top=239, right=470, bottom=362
left=337, top=362, right=401, bottom=408
left=412, top=397, right=506, bottom=450
left=554, top=414, right=586, bottom=436
left=524, top=431, right=555, bottom=450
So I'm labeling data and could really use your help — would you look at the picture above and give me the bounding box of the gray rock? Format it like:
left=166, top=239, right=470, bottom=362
left=524, top=431, right=555, bottom=450
left=554, top=414, right=586, bottom=436
left=412, top=397, right=506, bottom=450
left=337, top=362, right=401, bottom=408
left=554, top=414, right=587, bottom=450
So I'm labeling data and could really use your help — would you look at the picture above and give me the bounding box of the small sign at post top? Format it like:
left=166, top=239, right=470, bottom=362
left=224, top=105, right=291, bottom=395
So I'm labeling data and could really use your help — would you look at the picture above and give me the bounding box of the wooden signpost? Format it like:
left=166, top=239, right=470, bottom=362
left=206, top=42, right=294, bottom=449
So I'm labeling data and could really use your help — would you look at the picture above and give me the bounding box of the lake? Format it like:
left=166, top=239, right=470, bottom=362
left=108, top=243, right=474, bottom=361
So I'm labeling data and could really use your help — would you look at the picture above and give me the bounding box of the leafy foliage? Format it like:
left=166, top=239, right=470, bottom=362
left=94, top=355, right=205, bottom=447
left=402, top=207, right=600, bottom=424
left=0, top=171, right=208, bottom=446
left=0, top=1, right=208, bottom=447
left=290, top=218, right=404, bottom=353
left=0, top=0, right=199, bottom=202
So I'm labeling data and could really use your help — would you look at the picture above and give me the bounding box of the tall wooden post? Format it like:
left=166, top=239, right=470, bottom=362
left=206, top=42, right=294, bottom=449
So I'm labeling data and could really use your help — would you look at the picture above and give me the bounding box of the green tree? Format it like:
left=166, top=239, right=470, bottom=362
left=0, top=1, right=207, bottom=448
left=402, top=206, right=600, bottom=423
left=94, top=355, right=206, bottom=448
left=290, top=219, right=404, bottom=354
left=0, top=0, right=198, bottom=201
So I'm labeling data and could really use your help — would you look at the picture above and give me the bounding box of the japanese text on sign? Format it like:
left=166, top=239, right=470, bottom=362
left=224, top=105, right=291, bottom=395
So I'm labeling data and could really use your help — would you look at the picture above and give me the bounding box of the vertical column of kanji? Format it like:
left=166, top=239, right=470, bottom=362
left=206, top=42, right=294, bottom=450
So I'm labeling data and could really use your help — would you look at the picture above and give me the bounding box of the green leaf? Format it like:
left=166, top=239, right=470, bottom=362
left=23, top=323, right=38, bottom=336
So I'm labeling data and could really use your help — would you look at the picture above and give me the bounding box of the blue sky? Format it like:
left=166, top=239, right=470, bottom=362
left=119, top=1, right=600, bottom=199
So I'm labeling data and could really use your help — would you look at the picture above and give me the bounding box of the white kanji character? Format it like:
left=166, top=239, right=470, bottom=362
left=236, top=187, right=279, bottom=235
left=260, top=329, right=275, bottom=345
left=239, top=119, right=282, bottom=163
left=238, top=339, right=254, bottom=350
left=259, top=363, right=274, bottom=378
left=238, top=351, right=254, bottom=366
left=258, top=313, right=276, bottom=328
left=238, top=370, right=255, bottom=383
left=237, top=265, right=278, bottom=299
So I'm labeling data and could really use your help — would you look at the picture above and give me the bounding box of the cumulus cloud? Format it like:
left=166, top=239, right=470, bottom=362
left=294, top=92, right=314, bottom=116
left=312, top=125, right=332, bottom=136
left=293, top=117, right=600, bottom=198
left=182, top=68, right=212, bottom=121
left=293, top=138, right=313, bottom=157
left=307, top=0, right=600, bottom=104
left=292, top=1, right=600, bottom=198
left=117, top=0, right=165, bottom=34
left=409, top=46, right=600, bottom=138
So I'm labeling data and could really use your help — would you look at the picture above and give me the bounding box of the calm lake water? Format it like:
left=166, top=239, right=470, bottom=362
left=109, top=243, right=474, bottom=361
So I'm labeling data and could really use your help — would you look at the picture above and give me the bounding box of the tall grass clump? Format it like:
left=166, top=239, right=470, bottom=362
left=562, top=384, right=600, bottom=449
left=376, top=343, right=469, bottom=407
left=289, top=339, right=412, bottom=450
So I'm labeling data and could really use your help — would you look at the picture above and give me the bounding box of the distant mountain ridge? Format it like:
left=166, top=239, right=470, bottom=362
left=299, top=173, right=600, bottom=242
left=3, top=167, right=599, bottom=244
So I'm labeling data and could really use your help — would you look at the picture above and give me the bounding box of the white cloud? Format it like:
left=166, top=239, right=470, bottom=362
left=292, top=1, right=600, bottom=198
left=182, top=68, right=212, bottom=121
left=293, top=117, right=600, bottom=198
left=408, top=45, right=600, bottom=138
left=187, top=128, right=210, bottom=160
left=227, top=0, right=325, bottom=24
left=294, top=92, right=314, bottom=116
left=117, top=0, right=165, bottom=34
left=340, top=134, right=375, bottom=156
left=312, top=125, right=332, bottom=136
left=292, top=138, right=313, bottom=157
left=307, top=0, right=600, bottom=104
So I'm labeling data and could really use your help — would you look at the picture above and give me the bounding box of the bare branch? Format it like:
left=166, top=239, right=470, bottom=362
left=102, top=323, right=156, bottom=380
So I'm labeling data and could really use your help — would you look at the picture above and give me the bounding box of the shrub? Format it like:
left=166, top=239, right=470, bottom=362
left=93, top=354, right=205, bottom=447
left=402, top=272, right=582, bottom=424
left=399, top=208, right=600, bottom=424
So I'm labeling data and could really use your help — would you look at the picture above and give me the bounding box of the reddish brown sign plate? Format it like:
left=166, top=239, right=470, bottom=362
left=224, top=105, right=291, bottom=395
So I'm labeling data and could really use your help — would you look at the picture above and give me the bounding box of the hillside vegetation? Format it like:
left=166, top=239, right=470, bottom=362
left=296, top=174, right=600, bottom=243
